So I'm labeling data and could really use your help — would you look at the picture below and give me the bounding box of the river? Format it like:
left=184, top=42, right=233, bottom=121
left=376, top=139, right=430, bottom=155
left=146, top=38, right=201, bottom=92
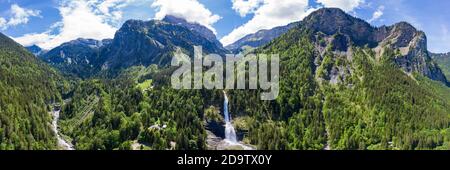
left=51, top=109, right=74, bottom=150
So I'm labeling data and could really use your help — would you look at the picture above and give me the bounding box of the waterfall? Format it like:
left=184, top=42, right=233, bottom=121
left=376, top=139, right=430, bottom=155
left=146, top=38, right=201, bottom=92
left=219, top=91, right=255, bottom=150
left=223, top=91, right=238, bottom=143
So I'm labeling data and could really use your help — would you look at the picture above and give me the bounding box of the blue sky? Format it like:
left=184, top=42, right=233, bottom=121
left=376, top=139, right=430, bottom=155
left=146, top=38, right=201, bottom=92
left=0, top=0, right=449, bottom=53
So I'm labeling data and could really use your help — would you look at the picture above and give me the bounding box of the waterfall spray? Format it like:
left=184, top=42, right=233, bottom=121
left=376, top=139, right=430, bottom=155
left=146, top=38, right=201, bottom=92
left=223, top=91, right=238, bottom=143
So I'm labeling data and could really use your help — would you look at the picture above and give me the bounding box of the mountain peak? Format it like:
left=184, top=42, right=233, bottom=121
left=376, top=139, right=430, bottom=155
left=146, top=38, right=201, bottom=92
left=0, top=32, right=23, bottom=50
left=393, top=21, right=417, bottom=30
left=303, top=8, right=376, bottom=47
left=99, top=18, right=227, bottom=73
left=25, top=45, right=45, bottom=56
left=309, top=8, right=348, bottom=17
left=122, top=19, right=154, bottom=31
left=304, top=8, right=358, bottom=24
left=162, top=15, right=188, bottom=25
left=27, top=44, right=41, bottom=49
left=123, top=19, right=146, bottom=25
left=162, top=15, right=222, bottom=47
left=1, top=32, right=41, bottom=58
left=246, top=8, right=447, bottom=85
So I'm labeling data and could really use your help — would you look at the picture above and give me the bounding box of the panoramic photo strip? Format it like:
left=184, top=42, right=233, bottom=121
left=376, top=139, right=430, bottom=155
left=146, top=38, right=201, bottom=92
left=0, top=0, right=449, bottom=168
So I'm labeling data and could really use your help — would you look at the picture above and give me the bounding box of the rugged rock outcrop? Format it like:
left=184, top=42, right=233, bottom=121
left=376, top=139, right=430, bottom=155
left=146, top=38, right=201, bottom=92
left=100, top=19, right=227, bottom=73
left=431, top=52, right=450, bottom=80
left=40, top=38, right=111, bottom=78
left=39, top=18, right=227, bottom=78
left=163, top=15, right=223, bottom=48
left=302, top=8, right=448, bottom=84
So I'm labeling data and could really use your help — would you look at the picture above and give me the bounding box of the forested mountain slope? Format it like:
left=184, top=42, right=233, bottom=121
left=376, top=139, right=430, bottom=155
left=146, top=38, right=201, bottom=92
left=38, top=18, right=228, bottom=79
left=431, top=52, right=450, bottom=79
left=0, top=33, right=64, bottom=149
left=22, top=8, right=450, bottom=150
left=227, top=8, right=450, bottom=150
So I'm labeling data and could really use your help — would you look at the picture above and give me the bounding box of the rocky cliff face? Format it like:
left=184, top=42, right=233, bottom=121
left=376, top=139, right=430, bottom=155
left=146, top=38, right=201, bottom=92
left=381, top=23, right=447, bottom=83
left=303, top=8, right=379, bottom=48
left=163, top=15, right=223, bottom=48
left=40, top=38, right=111, bottom=78
left=227, top=8, right=448, bottom=85
left=37, top=8, right=448, bottom=84
left=431, top=52, right=450, bottom=80
left=39, top=18, right=228, bottom=78
left=302, top=8, right=448, bottom=84
left=99, top=19, right=227, bottom=73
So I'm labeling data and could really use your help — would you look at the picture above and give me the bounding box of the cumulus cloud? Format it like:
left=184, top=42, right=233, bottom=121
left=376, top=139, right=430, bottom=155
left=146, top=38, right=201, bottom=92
left=231, top=0, right=264, bottom=17
left=221, top=0, right=314, bottom=46
left=7, top=4, right=41, bottom=26
left=0, top=17, right=6, bottom=29
left=0, top=4, right=41, bottom=30
left=14, top=0, right=134, bottom=50
left=97, top=0, right=136, bottom=23
left=368, top=5, right=384, bottom=23
left=13, top=32, right=54, bottom=47
left=316, top=0, right=364, bottom=12
left=151, top=0, right=221, bottom=34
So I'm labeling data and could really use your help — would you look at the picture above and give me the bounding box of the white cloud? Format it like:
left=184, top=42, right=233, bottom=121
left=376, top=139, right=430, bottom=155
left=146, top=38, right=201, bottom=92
left=0, top=4, right=41, bottom=30
left=221, top=0, right=314, bottom=46
left=7, top=4, right=41, bottom=26
left=316, top=0, right=364, bottom=12
left=97, top=0, right=135, bottom=23
left=13, top=32, right=54, bottom=47
left=368, top=5, right=384, bottom=23
left=0, top=17, right=6, bottom=29
left=14, top=0, right=134, bottom=50
left=151, top=0, right=221, bottom=34
left=231, top=0, right=264, bottom=17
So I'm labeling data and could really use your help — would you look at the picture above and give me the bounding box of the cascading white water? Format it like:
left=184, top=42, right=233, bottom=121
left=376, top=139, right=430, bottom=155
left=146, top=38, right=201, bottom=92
left=51, top=110, right=74, bottom=150
left=223, top=92, right=238, bottom=143
left=216, top=91, right=255, bottom=150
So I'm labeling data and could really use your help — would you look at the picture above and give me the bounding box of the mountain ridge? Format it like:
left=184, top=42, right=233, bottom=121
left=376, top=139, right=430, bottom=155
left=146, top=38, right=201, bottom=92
left=245, top=8, right=448, bottom=85
left=225, top=8, right=450, bottom=150
left=96, top=19, right=228, bottom=77
left=431, top=52, right=450, bottom=80
left=162, top=15, right=223, bottom=48
left=39, top=38, right=111, bottom=78
left=303, top=8, right=448, bottom=84
left=226, top=22, right=300, bottom=52
left=1, top=7, right=449, bottom=150
left=0, top=32, right=63, bottom=149
left=32, top=8, right=449, bottom=85
left=37, top=18, right=228, bottom=78
left=25, top=45, right=46, bottom=56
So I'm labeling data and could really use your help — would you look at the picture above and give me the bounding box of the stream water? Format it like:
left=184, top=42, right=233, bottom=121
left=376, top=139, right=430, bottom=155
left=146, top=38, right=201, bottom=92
left=51, top=109, right=74, bottom=150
